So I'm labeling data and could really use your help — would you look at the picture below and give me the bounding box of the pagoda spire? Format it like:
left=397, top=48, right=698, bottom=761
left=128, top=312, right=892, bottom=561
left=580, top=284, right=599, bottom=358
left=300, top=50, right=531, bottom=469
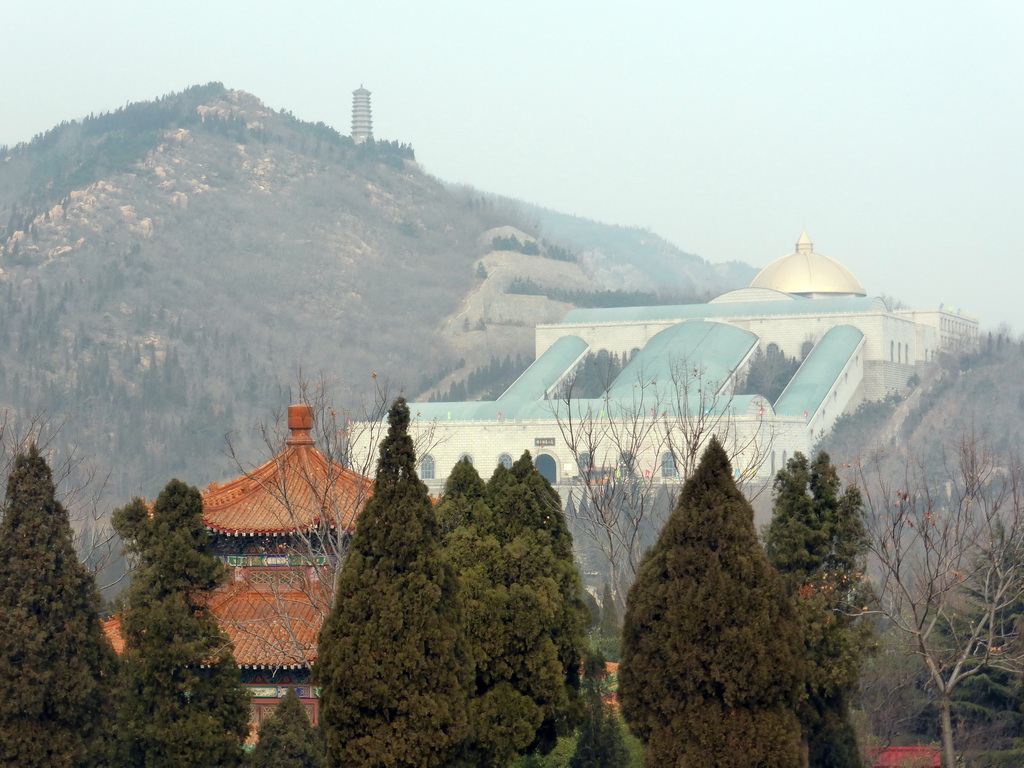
left=351, top=86, right=372, bottom=145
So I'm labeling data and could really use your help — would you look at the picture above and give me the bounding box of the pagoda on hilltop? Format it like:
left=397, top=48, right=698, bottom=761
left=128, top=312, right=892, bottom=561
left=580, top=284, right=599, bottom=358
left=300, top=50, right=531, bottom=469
left=351, top=85, right=372, bottom=144
left=106, top=404, right=373, bottom=729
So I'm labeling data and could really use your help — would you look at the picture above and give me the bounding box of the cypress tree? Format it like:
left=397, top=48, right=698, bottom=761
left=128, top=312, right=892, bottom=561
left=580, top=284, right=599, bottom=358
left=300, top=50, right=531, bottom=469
left=436, top=456, right=487, bottom=535
left=246, top=689, right=324, bottom=768
left=569, top=651, right=631, bottom=768
left=619, top=438, right=804, bottom=768
left=317, top=398, right=470, bottom=768
left=441, top=458, right=569, bottom=766
left=599, top=581, right=619, bottom=637
left=765, top=452, right=872, bottom=768
left=0, top=445, right=116, bottom=767
left=113, top=479, right=250, bottom=768
left=486, top=451, right=588, bottom=753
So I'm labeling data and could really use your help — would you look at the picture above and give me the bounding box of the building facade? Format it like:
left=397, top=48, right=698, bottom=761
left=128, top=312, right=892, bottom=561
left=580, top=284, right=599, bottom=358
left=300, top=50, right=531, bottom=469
left=357, top=234, right=977, bottom=491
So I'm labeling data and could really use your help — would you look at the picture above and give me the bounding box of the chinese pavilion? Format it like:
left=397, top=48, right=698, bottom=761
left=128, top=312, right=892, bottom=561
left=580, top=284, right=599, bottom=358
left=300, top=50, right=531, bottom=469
left=107, top=403, right=373, bottom=729
left=205, top=403, right=372, bottom=726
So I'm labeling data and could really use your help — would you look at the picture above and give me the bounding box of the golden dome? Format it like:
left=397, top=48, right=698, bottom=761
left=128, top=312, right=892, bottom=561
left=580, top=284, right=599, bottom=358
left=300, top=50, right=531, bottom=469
left=749, top=233, right=866, bottom=297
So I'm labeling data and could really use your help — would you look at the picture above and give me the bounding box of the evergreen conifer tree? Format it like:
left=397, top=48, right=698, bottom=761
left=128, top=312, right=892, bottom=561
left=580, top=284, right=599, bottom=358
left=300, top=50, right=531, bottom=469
left=599, top=581, right=618, bottom=637
left=569, top=650, right=630, bottom=768
left=317, top=398, right=470, bottom=768
left=765, top=452, right=872, bottom=768
left=486, top=451, right=589, bottom=752
left=246, top=689, right=324, bottom=768
left=436, top=456, right=487, bottom=535
left=0, top=445, right=116, bottom=767
left=440, top=457, right=572, bottom=766
left=113, top=479, right=250, bottom=767
left=619, top=438, right=804, bottom=768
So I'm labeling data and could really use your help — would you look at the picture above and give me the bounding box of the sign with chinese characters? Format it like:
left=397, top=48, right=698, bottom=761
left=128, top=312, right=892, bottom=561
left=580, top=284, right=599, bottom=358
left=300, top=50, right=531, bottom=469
left=534, top=437, right=556, bottom=447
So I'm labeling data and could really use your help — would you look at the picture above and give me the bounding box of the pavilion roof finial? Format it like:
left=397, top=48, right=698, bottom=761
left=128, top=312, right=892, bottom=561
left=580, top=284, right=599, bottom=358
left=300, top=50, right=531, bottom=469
left=286, top=403, right=315, bottom=447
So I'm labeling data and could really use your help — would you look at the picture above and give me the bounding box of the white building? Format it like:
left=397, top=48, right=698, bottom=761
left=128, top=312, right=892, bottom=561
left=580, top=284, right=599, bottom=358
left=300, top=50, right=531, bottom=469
left=351, top=86, right=372, bottom=145
left=354, top=234, right=977, bottom=490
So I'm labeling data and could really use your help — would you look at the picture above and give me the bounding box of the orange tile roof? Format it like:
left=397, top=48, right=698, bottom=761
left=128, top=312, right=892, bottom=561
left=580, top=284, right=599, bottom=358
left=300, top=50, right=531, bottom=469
left=211, top=583, right=326, bottom=668
left=202, top=405, right=372, bottom=536
left=871, top=747, right=941, bottom=768
left=102, top=583, right=327, bottom=669
left=102, top=616, right=124, bottom=655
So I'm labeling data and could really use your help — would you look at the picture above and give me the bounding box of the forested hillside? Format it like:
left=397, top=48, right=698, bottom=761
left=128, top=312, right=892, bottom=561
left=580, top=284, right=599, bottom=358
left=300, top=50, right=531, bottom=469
left=0, top=84, right=496, bottom=498
left=821, top=332, right=1024, bottom=469
left=0, top=83, right=746, bottom=503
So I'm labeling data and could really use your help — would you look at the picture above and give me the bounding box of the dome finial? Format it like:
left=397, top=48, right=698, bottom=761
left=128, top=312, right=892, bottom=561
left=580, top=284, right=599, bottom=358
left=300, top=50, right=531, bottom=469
left=796, top=231, right=813, bottom=253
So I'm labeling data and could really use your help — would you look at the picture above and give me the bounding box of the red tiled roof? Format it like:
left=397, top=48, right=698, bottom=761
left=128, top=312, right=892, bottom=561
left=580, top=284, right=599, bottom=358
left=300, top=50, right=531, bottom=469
left=202, top=405, right=372, bottom=536
left=102, top=616, right=124, bottom=655
left=102, top=583, right=327, bottom=669
left=871, top=746, right=941, bottom=768
left=210, top=583, right=326, bottom=668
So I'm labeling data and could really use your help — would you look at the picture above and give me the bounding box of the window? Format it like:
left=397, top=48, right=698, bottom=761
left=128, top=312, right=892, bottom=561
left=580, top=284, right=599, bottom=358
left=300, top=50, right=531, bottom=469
left=459, top=453, right=474, bottom=465
left=890, top=341, right=894, bottom=362
left=577, top=452, right=592, bottom=475
left=246, top=569, right=304, bottom=590
left=497, top=453, right=513, bottom=470
left=661, top=452, right=678, bottom=478
left=420, top=454, right=435, bottom=480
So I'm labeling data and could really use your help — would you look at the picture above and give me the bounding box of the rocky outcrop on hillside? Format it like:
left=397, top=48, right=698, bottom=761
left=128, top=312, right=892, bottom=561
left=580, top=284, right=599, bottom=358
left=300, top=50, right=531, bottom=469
left=0, top=84, right=752, bottom=502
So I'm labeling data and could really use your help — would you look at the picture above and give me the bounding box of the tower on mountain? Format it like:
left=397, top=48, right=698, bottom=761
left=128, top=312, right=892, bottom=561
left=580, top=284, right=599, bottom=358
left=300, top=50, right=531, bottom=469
left=352, top=86, right=372, bottom=144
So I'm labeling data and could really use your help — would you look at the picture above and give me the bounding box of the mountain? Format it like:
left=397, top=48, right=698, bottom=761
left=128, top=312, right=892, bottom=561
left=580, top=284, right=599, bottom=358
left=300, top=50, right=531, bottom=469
left=821, top=334, right=1024, bottom=473
left=0, top=83, right=750, bottom=502
left=516, top=201, right=756, bottom=296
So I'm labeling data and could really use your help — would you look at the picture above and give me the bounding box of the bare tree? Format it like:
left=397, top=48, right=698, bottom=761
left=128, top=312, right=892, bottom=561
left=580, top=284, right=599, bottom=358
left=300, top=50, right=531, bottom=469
left=550, top=357, right=775, bottom=611
left=220, top=374, right=386, bottom=616
left=218, top=372, right=440, bottom=663
left=859, top=433, right=1024, bottom=767
left=0, top=409, right=120, bottom=588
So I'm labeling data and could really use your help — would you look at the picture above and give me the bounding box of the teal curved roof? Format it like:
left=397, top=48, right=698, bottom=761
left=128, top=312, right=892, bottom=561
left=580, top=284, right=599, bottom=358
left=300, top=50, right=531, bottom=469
left=607, top=321, right=758, bottom=401
left=774, top=325, right=864, bottom=417
left=497, top=335, right=589, bottom=410
left=561, top=295, right=886, bottom=325
left=409, top=322, right=764, bottom=424
left=411, top=336, right=589, bottom=423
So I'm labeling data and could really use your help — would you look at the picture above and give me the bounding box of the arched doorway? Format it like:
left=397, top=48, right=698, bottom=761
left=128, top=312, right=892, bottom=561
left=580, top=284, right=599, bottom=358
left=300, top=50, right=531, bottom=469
left=536, top=454, right=557, bottom=485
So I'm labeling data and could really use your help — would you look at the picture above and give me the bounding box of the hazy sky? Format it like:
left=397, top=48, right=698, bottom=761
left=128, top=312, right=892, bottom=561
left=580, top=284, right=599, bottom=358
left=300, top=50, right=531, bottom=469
left=3, top=1, right=1022, bottom=330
